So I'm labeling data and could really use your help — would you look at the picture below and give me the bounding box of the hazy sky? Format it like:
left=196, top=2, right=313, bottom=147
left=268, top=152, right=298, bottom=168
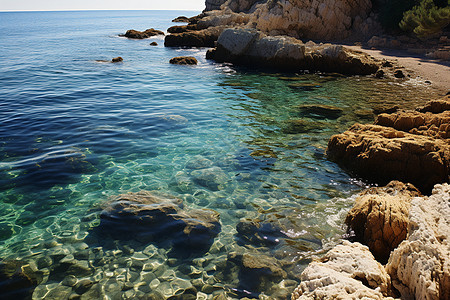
left=0, top=0, right=205, bottom=11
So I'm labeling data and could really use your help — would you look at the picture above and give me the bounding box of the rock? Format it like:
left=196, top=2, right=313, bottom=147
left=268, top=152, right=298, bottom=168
left=372, top=105, right=399, bottom=115
left=61, top=275, right=78, bottom=287
left=111, top=57, right=123, bottom=63
left=169, top=56, right=198, bottom=65
left=417, top=96, right=450, bottom=113
left=167, top=24, right=203, bottom=34
left=386, top=183, right=450, bottom=300
left=73, top=279, right=95, bottom=295
left=96, top=191, right=221, bottom=254
left=121, top=28, right=164, bottom=39
left=207, top=28, right=379, bottom=75
left=0, top=260, right=41, bottom=299
left=236, top=219, right=287, bottom=247
left=375, top=69, right=384, bottom=78
left=327, top=96, right=450, bottom=193
left=393, top=69, right=405, bottom=78
left=185, top=155, right=214, bottom=169
left=281, top=119, right=325, bottom=134
left=172, top=16, right=190, bottom=22
left=150, top=42, right=158, bottom=46
left=296, top=104, right=343, bottom=119
left=190, top=166, right=228, bottom=191
left=345, top=181, right=421, bottom=263
left=227, top=252, right=287, bottom=292
left=204, top=0, right=379, bottom=41
left=164, top=26, right=225, bottom=47
left=291, top=241, right=393, bottom=299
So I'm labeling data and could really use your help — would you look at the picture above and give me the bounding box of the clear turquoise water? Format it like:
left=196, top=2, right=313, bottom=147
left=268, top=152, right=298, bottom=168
left=0, top=10, right=440, bottom=299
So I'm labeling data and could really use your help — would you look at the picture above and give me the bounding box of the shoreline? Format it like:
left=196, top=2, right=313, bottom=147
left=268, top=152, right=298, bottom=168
left=347, top=45, right=450, bottom=95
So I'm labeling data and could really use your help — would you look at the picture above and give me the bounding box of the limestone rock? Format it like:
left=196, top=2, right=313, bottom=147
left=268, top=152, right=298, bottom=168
left=345, top=181, right=421, bottom=263
left=121, top=28, right=164, bottom=39
left=328, top=96, right=450, bottom=193
left=207, top=28, right=379, bottom=75
left=169, top=56, right=198, bottom=65
left=203, top=0, right=380, bottom=41
left=386, top=183, right=450, bottom=300
left=291, top=241, right=393, bottom=300
left=96, top=191, right=221, bottom=253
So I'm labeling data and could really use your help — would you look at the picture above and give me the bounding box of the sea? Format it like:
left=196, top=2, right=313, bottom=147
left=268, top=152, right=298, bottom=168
left=0, top=10, right=440, bottom=299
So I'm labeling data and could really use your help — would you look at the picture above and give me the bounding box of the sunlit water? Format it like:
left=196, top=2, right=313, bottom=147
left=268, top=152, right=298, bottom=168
left=0, top=10, right=440, bottom=299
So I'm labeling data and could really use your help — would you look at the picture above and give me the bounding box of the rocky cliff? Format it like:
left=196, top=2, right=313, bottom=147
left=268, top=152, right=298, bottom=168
left=203, top=0, right=381, bottom=41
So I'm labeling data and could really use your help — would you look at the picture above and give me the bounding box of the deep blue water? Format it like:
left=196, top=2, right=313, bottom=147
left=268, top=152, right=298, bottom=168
left=0, top=10, right=439, bottom=299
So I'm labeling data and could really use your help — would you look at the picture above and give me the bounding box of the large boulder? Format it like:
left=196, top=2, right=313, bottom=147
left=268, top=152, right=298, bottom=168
left=169, top=56, right=198, bottom=65
left=345, top=181, right=421, bottom=263
left=327, top=96, right=450, bottom=193
left=386, top=183, right=450, bottom=300
left=97, top=191, right=221, bottom=253
left=291, top=241, right=393, bottom=300
left=206, top=28, right=379, bottom=75
left=121, top=28, right=164, bottom=39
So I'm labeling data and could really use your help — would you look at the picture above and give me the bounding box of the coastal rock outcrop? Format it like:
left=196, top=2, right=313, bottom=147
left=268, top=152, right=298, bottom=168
left=386, top=183, right=450, bottom=300
left=206, top=28, right=379, bottom=75
left=96, top=191, right=221, bottom=253
left=345, top=181, right=421, bottom=263
left=328, top=96, right=450, bottom=193
left=121, top=28, right=164, bottom=39
left=202, top=0, right=380, bottom=41
left=291, top=241, right=393, bottom=300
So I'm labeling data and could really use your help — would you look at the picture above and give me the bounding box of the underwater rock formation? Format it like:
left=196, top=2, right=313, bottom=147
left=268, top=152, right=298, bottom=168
left=121, top=28, right=164, bottom=39
left=0, top=260, right=42, bottom=299
left=345, top=181, right=421, bottom=263
left=386, top=183, right=450, bottom=300
left=291, top=241, right=393, bottom=300
left=327, top=96, right=450, bottom=193
left=97, top=191, right=221, bottom=254
left=206, top=28, right=379, bottom=75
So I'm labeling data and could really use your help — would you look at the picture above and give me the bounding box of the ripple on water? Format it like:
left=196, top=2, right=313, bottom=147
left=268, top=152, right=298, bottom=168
left=0, top=10, right=443, bottom=300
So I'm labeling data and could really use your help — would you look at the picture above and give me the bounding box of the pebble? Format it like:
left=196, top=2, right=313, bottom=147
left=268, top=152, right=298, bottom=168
left=62, top=275, right=78, bottom=287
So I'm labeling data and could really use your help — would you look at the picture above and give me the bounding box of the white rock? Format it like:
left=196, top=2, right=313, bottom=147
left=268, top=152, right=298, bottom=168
left=292, top=240, right=394, bottom=300
left=386, top=183, right=450, bottom=300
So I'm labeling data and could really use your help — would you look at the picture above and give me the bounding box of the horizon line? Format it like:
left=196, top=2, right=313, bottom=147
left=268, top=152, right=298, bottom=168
left=0, top=8, right=203, bottom=13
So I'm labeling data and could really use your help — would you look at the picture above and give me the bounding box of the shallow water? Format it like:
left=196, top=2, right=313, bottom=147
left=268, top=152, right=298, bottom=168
left=0, top=10, right=440, bottom=299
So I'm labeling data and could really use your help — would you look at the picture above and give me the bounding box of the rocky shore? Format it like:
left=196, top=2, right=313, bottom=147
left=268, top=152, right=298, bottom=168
left=292, top=96, right=450, bottom=299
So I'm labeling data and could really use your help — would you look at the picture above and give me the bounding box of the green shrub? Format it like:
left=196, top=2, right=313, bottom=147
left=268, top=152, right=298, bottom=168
left=374, top=0, right=419, bottom=31
left=399, top=0, right=450, bottom=38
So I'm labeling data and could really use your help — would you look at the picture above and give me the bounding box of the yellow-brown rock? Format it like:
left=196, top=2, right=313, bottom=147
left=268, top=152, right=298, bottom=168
left=327, top=96, right=450, bottom=193
left=345, top=181, right=421, bottom=263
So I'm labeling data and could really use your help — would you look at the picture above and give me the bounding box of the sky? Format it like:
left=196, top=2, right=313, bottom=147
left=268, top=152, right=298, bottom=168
left=0, top=0, right=205, bottom=11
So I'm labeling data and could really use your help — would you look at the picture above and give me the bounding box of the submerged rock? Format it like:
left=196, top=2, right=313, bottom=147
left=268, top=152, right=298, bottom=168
left=236, top=219, right=287, bottom=247
left=121, top=28, right=164, bottom=39
left=0, top=260, right=42, bottom=300
left=345, top=181, right=421, bottom=263
left=296, top=104, right=343, bottom=119
left=169, top=56, right=198, bottom=65
left=291, top=241, right=393, bottom=300
left=96, top=191, right=221, bottom=254
left=281, top=119, right=325, bottom=134
left=327, top=96, right=450, bottom=193
left=386, top=183, right=450, bottom=300
left=206, top=28, right=379, bottom=75
left=190, top=166, right=228, bottom=191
